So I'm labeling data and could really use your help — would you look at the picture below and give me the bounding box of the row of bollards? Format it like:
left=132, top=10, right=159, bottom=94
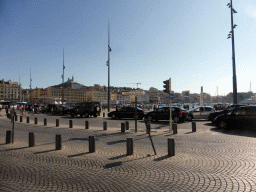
left=5, top=131, right=175, bottom=156
left=19, top=116, right=131, bottom=133
left=172, top=121, right=196, bottom=134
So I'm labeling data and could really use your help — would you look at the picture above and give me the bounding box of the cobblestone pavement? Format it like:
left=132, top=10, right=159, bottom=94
left=1, top=112, right=256, bottom=191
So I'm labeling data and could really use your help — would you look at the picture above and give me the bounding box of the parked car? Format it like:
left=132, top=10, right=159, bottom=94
left=108, top=106, right=144, bottom=120
left=209, top=104, right=245, bottom=123
left=70, top=102, right=101, bottom=118
left=53, top=106, right=72, bottom=115
left=144, top=106, right=188, bottom=123
left=214, top=106, right=256, bottom=129
left=188, top=106, right=215, bottom=121
left=42, top=104, right=58, bottom=113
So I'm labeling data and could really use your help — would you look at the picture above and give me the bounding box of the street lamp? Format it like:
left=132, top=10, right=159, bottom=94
left=106, top=22, right=112, bottom=112
left=227, top=0, right=238, bottom=104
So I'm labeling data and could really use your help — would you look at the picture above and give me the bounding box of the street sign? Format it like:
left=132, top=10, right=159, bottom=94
left=170, top=93, right=174, bottom=100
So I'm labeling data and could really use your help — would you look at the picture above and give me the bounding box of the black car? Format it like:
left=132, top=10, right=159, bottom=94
left=70, top=102, right=101, bottom=118
left=214, top=105, right=256, bottom=129
left=144, top=106, right=188, bottom=123
left=53, top=106, right=72, bottom=115
left=42, top=104, right=58, bottom=113
left=209, top=104, right=245, bottom=123
left=108, top=107, right=144, bottom=120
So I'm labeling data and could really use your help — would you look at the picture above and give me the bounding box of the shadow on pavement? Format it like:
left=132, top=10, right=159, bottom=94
left=67, top=152, right=90, bottom=158
left=210, top=127, right=256, bottom=138
left=153, top=155, right=171, bottom=161
left=109, top=154, right=127, bottom=160
left=34, top=149, right=56, bottom=154
left=104, top=161, right=122, bottom=169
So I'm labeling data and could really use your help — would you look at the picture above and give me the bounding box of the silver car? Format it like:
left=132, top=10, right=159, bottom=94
left=188, top=106, right=215, bottom=121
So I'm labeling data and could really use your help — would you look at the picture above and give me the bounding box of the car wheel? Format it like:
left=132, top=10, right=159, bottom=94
left=84, top=113, right=89, bottom=118
left=94, top=114, right=97, bottom=117
left=188, top=115, right=193, bottom=121
left=218, top=121, right=227, bottom=129
left=147, top=116, right=153, bottom=121
left=71, top=113, right=74, bottom=117
left=112, top=114, right=116, bottom=119
left=80, top=114, right=83, bottom=118
left=173, top=116, right=179, bottom=123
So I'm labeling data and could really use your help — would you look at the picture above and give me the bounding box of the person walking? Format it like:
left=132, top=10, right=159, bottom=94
left=5, top=106, right=8, bottom=116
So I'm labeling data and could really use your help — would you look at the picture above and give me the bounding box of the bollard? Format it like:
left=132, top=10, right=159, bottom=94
left=127, top=138, right=133, bottom=156
left=34, top=117, right=37, bottom=125
left=6, top=131, right=11, bottom=144
left=44, top=118, right=47, bottom=126
left=69, top=120, right=73, bottom=128
left=56, top=134, right=62, bottom=150
left=15, top=114, right=17, bottom=121
left=103, top=112, right=105, bottom=117
left=146, top=120, right=151, bottom=134
left=20, top=116, right=23, bottom=122
left=27, top=117, right=30, bottom=123
left=89, top=136, right=95, bottom=153
left=121, top=123, right=125, bottom=133
left=29, top=132, right=35, bottom=147
left=192, top=121, right=196, bottom=132
left=85, top=121, right=89, bottom=129
left=103, top=121, right=107, bottom=130
left=125, top=121, right=129, bottom=130
left=56, top=119, right=59, bottom=127
left=168, top=138, right=175, bottom=156
left=173, top=123, right=177, bottom=134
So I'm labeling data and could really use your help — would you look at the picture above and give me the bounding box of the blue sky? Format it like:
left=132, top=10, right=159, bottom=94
left=1, top=0, right=256, bottom=96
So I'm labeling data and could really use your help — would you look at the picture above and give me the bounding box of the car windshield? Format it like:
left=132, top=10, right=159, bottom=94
left=226, top=106, right=238, bottom=111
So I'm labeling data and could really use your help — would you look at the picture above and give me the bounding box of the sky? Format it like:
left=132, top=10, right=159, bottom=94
left=1, top=0, right=256, bottom=96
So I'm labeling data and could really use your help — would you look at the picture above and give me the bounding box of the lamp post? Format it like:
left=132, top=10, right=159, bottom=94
left=62, top=48, right=65, bottom=106
left=106, top=22, right=111, bottom=112
left=227, top=0, right=238, bottom=104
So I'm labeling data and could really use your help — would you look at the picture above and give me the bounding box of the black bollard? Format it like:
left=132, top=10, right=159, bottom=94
left=85, top=121, right=89, bottom=129
left=103, top=112, right=105, bottom=117
left=34, top=117, right=37, bottom=125
left=6, top=131, right=11, bottom=144
left=103, top=121, right=107, bottom=130
left=44, top=118, right=47, bottom=126
left=125, top=121, right=129, bottom=130
left=56, top=134, right=62, bottom=150
left=27, top=117, right=29, bottom=123
left=15, top=114, right=17, bottom=121
left=127, top=138, right=133, bottom=156
left=29, top=132, right=35, bottom=147
left=20, top=116, right=23, bottom=122
left=168, top=138, right=175, bottom=156
left=89, top=136, right=95, bottom=153
left=121, top=123, right=125, bottom=133
left=173, top=123, right=177, bottom=134
left=69, top=120, right=73, bottom=128
left=192, top=121, right=196, bottom=132
left=56, top=119, right=59, bottom=127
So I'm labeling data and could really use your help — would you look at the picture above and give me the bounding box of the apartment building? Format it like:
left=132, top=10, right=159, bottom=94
left=0, top=79, right=21, bottom=101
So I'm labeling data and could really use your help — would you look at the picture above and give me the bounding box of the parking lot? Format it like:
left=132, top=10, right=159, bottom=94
left=1, top=110, right=256, bottom=191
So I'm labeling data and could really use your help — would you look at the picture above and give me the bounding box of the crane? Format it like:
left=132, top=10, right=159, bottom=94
left=128, top=83, right=141, bottom=89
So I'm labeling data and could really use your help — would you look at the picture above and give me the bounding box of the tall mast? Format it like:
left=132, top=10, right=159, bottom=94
left=30, top=68, right=32, bottom=103
left=62, top=48, right=65, bottom=105
left=107, top=21, right=111, bottom=112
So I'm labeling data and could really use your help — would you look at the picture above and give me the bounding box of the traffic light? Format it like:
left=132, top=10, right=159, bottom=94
left=163, top=80, right=170, bottom=93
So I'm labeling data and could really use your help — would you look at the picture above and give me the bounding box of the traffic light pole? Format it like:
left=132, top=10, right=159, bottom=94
left=169, top=78, right=172, bottom=133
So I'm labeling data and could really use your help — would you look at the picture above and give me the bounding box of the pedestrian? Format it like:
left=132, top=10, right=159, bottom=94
left=22, top=105, right=25, bottom=115
left=5, top=106, right=8, bottom=116
left=31, top=105, right=34, bottom=114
